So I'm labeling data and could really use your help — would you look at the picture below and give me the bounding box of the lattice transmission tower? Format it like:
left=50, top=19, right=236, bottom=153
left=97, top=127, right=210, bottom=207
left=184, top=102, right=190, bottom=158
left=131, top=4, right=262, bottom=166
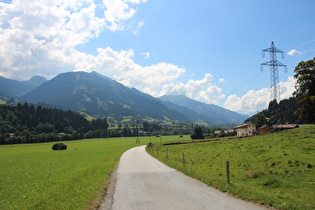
left=260, top=41, right=287, bottom=124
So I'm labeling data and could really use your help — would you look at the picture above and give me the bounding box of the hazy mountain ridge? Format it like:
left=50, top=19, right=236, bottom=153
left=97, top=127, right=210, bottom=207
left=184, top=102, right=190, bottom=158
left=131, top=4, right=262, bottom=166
left=21, top=71, right=188, bottom=121
left=0, top=75, right=47, bottom=98
left=160, top=95, right=248, bottom=124
left=1, top=71, right=247, bottom=124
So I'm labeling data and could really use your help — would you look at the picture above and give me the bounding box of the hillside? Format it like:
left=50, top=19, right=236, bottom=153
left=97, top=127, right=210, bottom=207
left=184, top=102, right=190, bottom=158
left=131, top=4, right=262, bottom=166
left=0, top=76, right=47, bottom=98
left=0, top=103, right=108, bottom=144
left=160, top=95, right=247, bottom=124
left=148, top=125, right=315, bottom=209
left=21, top=71, right=188, bottom=122
left=20, top=71, right=248, bottom=125
left=246, top=97, right=301, bottom=125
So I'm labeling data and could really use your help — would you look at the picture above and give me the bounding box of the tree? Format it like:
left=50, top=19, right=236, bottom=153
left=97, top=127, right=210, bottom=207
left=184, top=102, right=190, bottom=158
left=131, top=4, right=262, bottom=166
left=246, top=113, right=267, bottom=127
left=293, top=58, right=315, bottom=123
left=190, top=126, right=204, bottom=140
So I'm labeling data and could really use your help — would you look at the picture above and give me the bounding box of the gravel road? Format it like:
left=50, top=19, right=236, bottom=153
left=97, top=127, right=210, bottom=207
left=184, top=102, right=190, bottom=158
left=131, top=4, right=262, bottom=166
left=100, top=145, right=266, bottom=210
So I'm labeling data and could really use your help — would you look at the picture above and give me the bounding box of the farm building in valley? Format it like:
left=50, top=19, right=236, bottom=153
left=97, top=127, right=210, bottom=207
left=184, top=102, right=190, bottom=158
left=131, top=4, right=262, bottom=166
left=273, top=124, right=299, bottom=131
left=52, top=143, right=67, bottom=150
left=257, top=125, right=271, bottom=135
left=234, top=123, right=257, bottom=137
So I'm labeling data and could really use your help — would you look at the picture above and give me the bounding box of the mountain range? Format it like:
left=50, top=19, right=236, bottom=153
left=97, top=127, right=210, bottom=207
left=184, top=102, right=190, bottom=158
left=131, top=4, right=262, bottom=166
left=1, top=71, right=247, bottom=125
left=160, top=95, right=247, bottom=124
left=0, top=75, right=47, bottom=98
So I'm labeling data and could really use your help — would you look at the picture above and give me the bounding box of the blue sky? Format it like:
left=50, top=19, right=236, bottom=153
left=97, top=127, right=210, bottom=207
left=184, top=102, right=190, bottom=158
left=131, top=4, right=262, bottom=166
left=0, top=0, right=314, bottom=115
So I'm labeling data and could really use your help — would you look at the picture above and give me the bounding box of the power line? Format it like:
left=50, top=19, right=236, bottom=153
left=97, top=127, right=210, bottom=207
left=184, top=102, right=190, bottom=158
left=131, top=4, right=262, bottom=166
left=223, top=57, right=264, bottom=90
left=225, top=70, right=265, bottom=96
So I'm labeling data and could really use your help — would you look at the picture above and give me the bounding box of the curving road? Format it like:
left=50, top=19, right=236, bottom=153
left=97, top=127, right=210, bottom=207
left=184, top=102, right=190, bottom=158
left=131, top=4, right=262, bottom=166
left=100, top=146, right=266, bottom=210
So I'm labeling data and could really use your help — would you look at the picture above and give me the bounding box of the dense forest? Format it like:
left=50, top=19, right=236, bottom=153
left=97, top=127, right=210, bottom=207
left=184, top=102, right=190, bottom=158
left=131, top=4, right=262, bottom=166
left=246, top=97, right=301, bottom=126
left=0, top=103, right=193, bottom=144
left=0, top=103, right=108, bottom=144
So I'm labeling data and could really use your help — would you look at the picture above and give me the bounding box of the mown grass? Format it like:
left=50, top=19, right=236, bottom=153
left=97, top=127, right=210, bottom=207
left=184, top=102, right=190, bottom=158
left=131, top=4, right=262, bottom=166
left=0, top=137, right=147, bottom=209
left=0, top=135, right=189, bottom=209
left=147, top=126, right=315, bottom=210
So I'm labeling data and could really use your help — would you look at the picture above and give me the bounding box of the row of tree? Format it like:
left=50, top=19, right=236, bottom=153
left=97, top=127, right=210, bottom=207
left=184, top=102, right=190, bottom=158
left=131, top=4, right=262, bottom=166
left=0, top=102, right=193, bottom=144
left=247, top=97, right=300, bottom=126
left=0, top=103, right=108, bottom=144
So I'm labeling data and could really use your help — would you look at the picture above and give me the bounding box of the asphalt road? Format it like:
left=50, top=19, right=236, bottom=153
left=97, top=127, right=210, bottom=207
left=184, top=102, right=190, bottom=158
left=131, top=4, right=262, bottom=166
left=100, top=145, right=266, bottom=210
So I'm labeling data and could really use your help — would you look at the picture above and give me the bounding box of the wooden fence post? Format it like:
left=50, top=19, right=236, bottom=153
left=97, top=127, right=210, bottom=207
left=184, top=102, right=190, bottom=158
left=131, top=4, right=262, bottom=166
left=226, top=160, right=230, bottom=183
left=182, top=152, right=186, bottom=167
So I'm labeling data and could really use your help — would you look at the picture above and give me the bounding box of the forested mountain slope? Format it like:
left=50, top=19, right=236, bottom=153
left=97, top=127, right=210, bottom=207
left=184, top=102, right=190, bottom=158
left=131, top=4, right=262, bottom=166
left=21, top=71, right=188, bottom=122
left=0, top=103, right=108, bottom=144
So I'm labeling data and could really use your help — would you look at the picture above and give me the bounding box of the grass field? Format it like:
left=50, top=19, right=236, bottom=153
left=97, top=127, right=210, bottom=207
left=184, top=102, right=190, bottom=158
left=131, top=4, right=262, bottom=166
left=2, top=130, right=313, bottom=210
left=147, top=126, right=315, bottom=210
left=0, top=135, right=190, bottom=209
left=0, top=137, right=143, bottom=209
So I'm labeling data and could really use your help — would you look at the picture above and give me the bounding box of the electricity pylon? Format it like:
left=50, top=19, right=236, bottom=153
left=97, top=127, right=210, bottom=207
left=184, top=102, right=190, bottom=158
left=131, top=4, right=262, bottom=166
left=260, top=41, right=287, bottom=124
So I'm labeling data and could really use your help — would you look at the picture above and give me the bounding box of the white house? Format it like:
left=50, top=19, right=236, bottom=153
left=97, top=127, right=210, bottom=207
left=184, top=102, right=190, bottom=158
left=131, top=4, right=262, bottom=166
left=234, top=124, right=257, bottom=137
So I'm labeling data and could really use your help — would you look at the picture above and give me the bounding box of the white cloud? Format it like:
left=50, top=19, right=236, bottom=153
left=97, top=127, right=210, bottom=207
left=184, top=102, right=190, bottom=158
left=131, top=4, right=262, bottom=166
left=279, top=76, right=296, bottom=100
left=224, top=76, right=296, bottom=115
left=287, top=49, right=302, bottom=56
left=159, top=73, right=226, bottom=104
left=219, top=78, right=225, bottom=84
left=0, top=0, right=106, bottom=78
left=0, top=0, right=147, bottom=80
left=140, top=51, right=150, bottom=59
left=224, top=89, right=269, bottom=115
left=119, top=62, right=186, bottom=91
left=103, top=0, right=146, bottom=31
left=133, top=20, right=144, bottom=35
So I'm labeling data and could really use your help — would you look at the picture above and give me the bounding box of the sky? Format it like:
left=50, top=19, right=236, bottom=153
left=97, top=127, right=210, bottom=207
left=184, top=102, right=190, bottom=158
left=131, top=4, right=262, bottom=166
left=0, top=0, right=314, bottom=116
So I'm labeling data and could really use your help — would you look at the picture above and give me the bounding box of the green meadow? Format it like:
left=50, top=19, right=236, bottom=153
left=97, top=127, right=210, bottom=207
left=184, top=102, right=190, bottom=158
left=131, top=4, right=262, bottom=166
left=1, top=129, right=314, bottom=210
left=0, top=135, right=190, bottom=209
left=0, top=137, right=141, bottom=209
left=147, top=126, right=315, bottom=210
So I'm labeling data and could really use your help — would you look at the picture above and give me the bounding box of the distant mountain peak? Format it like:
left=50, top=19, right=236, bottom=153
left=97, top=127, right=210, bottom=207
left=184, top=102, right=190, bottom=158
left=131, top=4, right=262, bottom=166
left=21, top=71, right=188, bottom=121
left=16, top=71, right=247, bottom=124
left=0, top=75, right=47, bottom=98
left=27, top=75, right=47, bottom=85
left=160, top=94, right=247, bottom=124
left=29, top=75, right=47, bottom=81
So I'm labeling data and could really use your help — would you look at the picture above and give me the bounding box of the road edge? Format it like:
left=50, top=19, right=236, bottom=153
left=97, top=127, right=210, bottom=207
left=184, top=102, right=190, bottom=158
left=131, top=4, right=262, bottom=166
left=98, top=165, right=118, bottom=210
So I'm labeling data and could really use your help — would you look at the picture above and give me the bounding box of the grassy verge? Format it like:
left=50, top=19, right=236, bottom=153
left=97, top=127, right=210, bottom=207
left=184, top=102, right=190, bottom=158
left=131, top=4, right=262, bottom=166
left=0, top=137, right=152, bottom=209
left=147, top=126, right=315, bottom=210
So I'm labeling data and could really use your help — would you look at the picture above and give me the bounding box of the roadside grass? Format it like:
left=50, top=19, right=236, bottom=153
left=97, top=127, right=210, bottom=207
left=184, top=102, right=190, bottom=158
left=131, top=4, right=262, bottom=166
left=147, top=126, right=315, bottom=210
left=0, top=137, right=152, bottom=209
